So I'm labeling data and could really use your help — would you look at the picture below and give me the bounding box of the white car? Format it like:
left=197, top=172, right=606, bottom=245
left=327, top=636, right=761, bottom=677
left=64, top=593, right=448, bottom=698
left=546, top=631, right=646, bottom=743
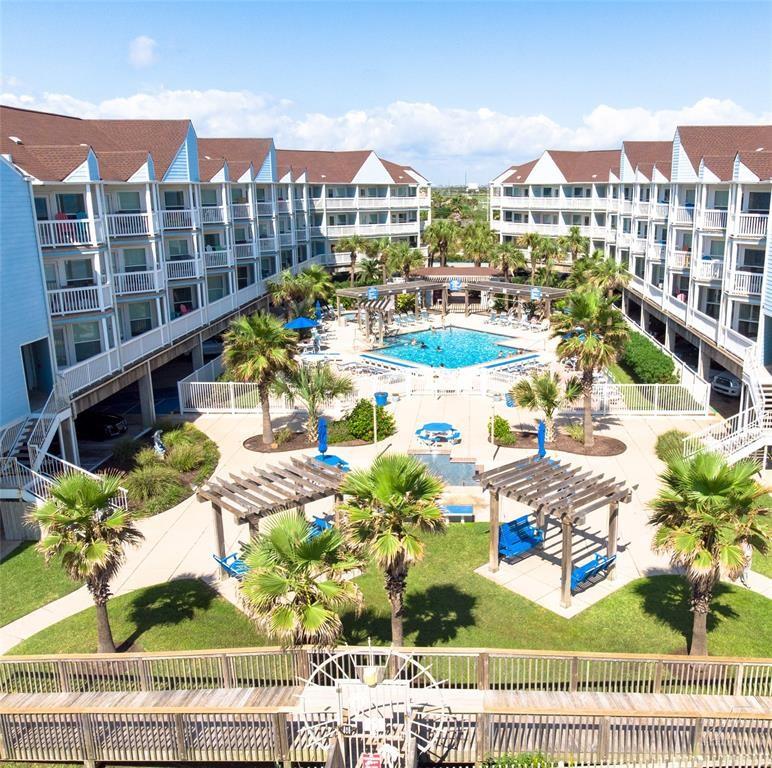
left=709, top=372, right=741, bottom=398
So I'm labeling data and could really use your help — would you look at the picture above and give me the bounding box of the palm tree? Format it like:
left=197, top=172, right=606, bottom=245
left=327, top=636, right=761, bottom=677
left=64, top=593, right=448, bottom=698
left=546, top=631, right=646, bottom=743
left=423, top=219, right=460, bottom=267
left=649, top=452, right=770, bottom=656
left=298, top=264, right=335, bottom=304
left=268, top=270, right=305, bottom=319
left=533, top=237, right=561, bottom=286
left=516, top=232, right=544, bottom=284
left=364, top=237, right=391, bottom=283
left=511, top=371, right=582, bottom=442
left=588, top=256, right=631, bottom=299
left=338, top=454, right=446, bottom=646
left=336, top=235, right=367, bottom=287
left=387, top=241, right=424, bottom=280
left=550, top=289, right=629, bottom=447
left=273, top=363, right=354, bottom=442
left=356, top=257, right=381, bottom=286
left=462, top=221, right=497, bottom=267
left=30, top=473, right=143, bottom=653
left=223, top=312, right=298, bottom=445
left=490, top=241, right=526, bottom=283
left=558, top=225, right=590, bottom=263
left=240, top=510, right=363, bottom=647
left=566, top=251, right=602, bottom=289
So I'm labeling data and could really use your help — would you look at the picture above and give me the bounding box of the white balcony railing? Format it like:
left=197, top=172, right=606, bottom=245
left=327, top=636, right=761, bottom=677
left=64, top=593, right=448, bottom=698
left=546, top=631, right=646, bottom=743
left=651, top=203, right=669, bottom=219
left=256, top=202, right=273, bottom=216
left=169, top=307, right=205, bottom=340
left=60, top=348, right=121, bottom=395
left=233, top=243, right=255, bottom=259
left=276, top=200, right=290, bottom=213
left=295, top=228, right=308, bottom=241
left=47, top=284, right=110, bottom=315
left=114, top=269, right=163, bottom=294
left=673, top=206, right=694, bottom=225
left=648, top=244, right=665, bottom=261
left=635, top=202, right=650, bottom=217
left=37, top=218, right=101, bottom=247
left=106, top=212, right=153, bottom=237
left=669, top=250, right=691, bottom=269
left=165, top=259, right=199, bottom=280
left=730, top=270, right=763, bottom=295
left=259, top=237, right=277, bottom=251
left=121, top=325, right=166, bottom=366
left=160, top=209, right=196, bottom=229
left=692, top=259, right=724, bottom=281
left=293, top=199, right=307, bottom=211
left=278, top=232, right=293, bottom=247
left=201, top=206, right=226, bottom=224
left=323, top=198, right=358, bottom=210
left=631, top=237, right=647, bottom=253
left=702, top=209, right=728, bottom=230
left=735, top=214, right=768, bottom=237
left=690, top=309, right=718, bottom=339
left=204, top=249, right=232, bottom=269
left=326, top=224, right=357, bottom=236
left=230, top=203, right=251, bottom=219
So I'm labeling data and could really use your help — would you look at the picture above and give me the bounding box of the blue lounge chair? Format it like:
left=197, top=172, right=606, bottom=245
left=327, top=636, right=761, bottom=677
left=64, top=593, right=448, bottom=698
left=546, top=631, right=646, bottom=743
left=309, top=516, right=334, bottom=538
left=213, top=552, right=249, bottom=580
left=571, top=553, right=616, bottom=592
left=498, top=516, right=544, bottom=559
left=441, top=504, right=474, bottom=522
left=315, top=454, right=350, bottom=472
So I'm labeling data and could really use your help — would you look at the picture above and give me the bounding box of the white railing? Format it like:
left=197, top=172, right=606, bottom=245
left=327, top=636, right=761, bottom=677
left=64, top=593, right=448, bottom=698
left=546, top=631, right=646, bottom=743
left=47, top=284, right=110, bottom=315
left=230, top=203, right=251, bottom=219
left=121, top=325, right=166, bottom=366
left=169, top=307, right=205, bottom=340
left=204, top=249, right=231, bottom=269
left=647, top=244, right=665, bottom=261
left=669, top=249, right=691, bottom=269
left=295, top=228, right=308, bottom=240
left=114, top=269, right=162, bottom=294
left=579, top=382, right=708, bottom=416
left=673, top=206, right=694, bottom=225
left=233, top=243, right=255, bottom=259
left=683, top=408, right=769, bottom=460
left=618, top=200, right=634, bottom=215
left=692, top=259, right=724, bottom=281
left=256, top=202, right=273, bottom=216
left=635, top=202, right=650, bottom=217
left=326, top=224, right=357, bottom=236
left=26, top=378, right=70, bottom=469
left=106, top=212, right=152, bottom=237
left=259, top=237, right=277, bottom=251
left=323, top=197, right=358, bottom=210
left=201, top=206, right=226, bottom=224
left=651, top=203, right=669, bottom=219
left=276, top=200, right=290, bottom=213
left=160, top=209, right=196, bottom=228
left=690, top=308, right=718, bottom=338
left=37, top=218, right=101, bottom=247
left=60, top=349, right=121, bottom=396
left=664, top=294, right=688, bottom=322
left=730, top=270, right=763, bottom=295
left=205, top=293, right=237, bottom=322
left=279, top=232, right=293, bottom=247
left=702, top=209, right=728, bottom=230
left=735, top=213, right=768, bottom=237
left=165, top=259, right=199, bottom=279
left=721, top=326, right=756, bottom=360
left=0, top=419, right=27, bottom=460
left=293, top=199, right=307, bottom=211
left=631, top=237, right=647, bottom=253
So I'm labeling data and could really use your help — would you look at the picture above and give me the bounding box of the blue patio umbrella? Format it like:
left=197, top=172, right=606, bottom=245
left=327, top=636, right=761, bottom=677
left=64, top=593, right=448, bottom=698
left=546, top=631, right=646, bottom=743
left=315, top=300, right=322, bottom=321
left=284, top=316, right=318, bottom=330
left=318, top=417, right=328, bottom=455
left=537, top=420, right=547, bottom=459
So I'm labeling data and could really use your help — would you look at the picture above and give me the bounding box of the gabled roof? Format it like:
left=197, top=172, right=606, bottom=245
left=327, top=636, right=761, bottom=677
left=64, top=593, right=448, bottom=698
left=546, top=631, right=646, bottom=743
left=622, top=140, right=673, bottom=172
left=275, top=149, right=371, bottom=183
left=95, top=150, right=151, bottom=182
left=197, top=138, right=273, bottom=181
left=701, top=154, right=736, bottom=182
left=546, top=149, right=620, bottom=182
left=737, top=150, right=772, bottom=181
left=10, top=144, right=91, bottom=182
left=677, top=125, right=772, bottom=173
left=502, top=158, right=538, bottom=184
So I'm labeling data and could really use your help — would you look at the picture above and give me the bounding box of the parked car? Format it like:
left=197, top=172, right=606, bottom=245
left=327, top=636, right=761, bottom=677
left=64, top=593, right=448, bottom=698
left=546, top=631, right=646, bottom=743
left=709, top=372, right=741, bottom=398
left=76, top=411, right=128, bottom=441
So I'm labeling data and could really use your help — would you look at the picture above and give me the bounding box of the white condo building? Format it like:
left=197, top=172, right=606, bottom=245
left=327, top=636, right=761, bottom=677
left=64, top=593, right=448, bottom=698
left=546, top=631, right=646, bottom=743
left=0, top=106, right=430, bottom=499
left=491, top=125, right=772, bottom=452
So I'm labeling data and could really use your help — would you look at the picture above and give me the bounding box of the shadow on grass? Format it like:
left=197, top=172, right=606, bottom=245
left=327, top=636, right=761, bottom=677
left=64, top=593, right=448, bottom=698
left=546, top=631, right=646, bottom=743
left=119, top=577, right=215, bottom=651
left=632, top=575, right=738, bottom=653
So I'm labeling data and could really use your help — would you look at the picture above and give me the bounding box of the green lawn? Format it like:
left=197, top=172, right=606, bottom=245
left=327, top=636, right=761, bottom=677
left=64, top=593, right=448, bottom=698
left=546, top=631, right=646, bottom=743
left=0, top=542, right=80, bottom=627
left=607, top=361, right=635, bottom=384
left=9, top=526, right=771, bottom=657
left=752, top=548, right=772, bottom=579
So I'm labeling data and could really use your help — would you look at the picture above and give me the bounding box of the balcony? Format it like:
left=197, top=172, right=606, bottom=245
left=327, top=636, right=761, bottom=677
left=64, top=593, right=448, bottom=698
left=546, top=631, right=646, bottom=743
left=293, top=199, right=306, bottom=211
left=276, top=200, right=290, bottom=213
left=735, top=214, right=768, bottom=238
left=496, top=196, right=531, bottom=210
left=635, top=202, right=650, bottom=217
left=673, top=207, right=694, bottom=226
left=201, top=206, right=226, bottom=224
left=295, top=228, right=308, bottom=241
left=631, top=238, right=647, bottom=254
left=204, top=249, right=232, bottom=269
left=619, top=200, right=634, bottom=215
left=48, top=284, right=111, bottom=315
left=648, top=244, right=665, bottom=261
left=121, top=325, right=166, bottom=366
left=669, top=250, right=691, bottom=269
left=665, top=294, right=688, bottom=322
left=692, top=259, right=723, bottom=282
left=256, top=202, right=273, bottom=216
left=326, top=224, right=357, bottom=236
left=233, top=243, right=255, bottom=260
left=729, top=270, right=763, bottom=295
left=230, top=203, right=251, bottom=220
left=651, top=203, right=669, bottom=220
left=278, top=232, right=293, bottom=247
left=37, top=218, right=102, bottom=247
left=309, top=226, right=323, bottom=238
left=259, top=236, right=277, bottom=252
left=702, top=209, right=727, bottom=230
left=691, top=309, right=719, bottom=340
left=107, top=213, right=153, bottom=237
left=323, top=198, right=357, bottom=210
left=60, top=348, right=121, bottom=396
left=165, top=259, right=199, bottom=280
left=114, top=269, right=163, bottom=294
left=160, top=209, right=196, bottom=229
left=169, top=307, right=205, bottom=340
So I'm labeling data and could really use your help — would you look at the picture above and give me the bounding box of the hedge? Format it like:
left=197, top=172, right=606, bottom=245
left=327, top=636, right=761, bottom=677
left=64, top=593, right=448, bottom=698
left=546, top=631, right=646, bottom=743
left=619, top=332, right=677, bottom=384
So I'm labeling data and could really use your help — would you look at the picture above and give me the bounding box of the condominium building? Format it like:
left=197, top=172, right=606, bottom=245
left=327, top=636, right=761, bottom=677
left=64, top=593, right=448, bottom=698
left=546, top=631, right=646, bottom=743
left=0, top=105, right=430, bottom=481
left=491, top=125, right=772, bottom=420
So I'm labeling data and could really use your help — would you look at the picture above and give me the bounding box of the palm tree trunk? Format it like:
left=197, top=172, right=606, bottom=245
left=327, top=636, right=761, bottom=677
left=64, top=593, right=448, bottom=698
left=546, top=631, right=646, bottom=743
left=307, top=411, right=319, bottom=443
left=545, top=417, right=555, bottom=443
left=582, top=369, right=595, bottom=448
left=350, top=256, right=357, bottom=287
left=689, top=581, right=713, bottom=656
left=259, top=384, right=274, bottom=445
left=385, top=562, right=406, bottom=647
left=90, top=586, right=117, bottom=653
left=381, top=258, right=387, bottom=284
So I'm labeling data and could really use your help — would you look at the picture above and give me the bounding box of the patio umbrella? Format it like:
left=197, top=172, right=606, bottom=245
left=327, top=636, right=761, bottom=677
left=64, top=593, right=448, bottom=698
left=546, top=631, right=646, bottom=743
left=318, top=417, right=328, bottom=455
left=537, top=420, right=546, bottom=459
left=315, top=300, right=322, bottom=321
left=285, top=316, right=318, bottom=330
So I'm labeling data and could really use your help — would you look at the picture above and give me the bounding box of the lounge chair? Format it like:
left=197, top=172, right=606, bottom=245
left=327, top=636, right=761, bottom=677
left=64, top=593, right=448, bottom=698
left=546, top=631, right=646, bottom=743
left=309, top=516, right=334, bottom=538
left=213, top=552, right=249, bottom=580
left=571, top=553, right=616, bottom=592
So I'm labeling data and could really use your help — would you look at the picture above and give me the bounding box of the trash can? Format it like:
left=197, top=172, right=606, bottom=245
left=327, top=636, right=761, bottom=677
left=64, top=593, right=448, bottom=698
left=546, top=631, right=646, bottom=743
left=374, top=391, right=389, bottom=407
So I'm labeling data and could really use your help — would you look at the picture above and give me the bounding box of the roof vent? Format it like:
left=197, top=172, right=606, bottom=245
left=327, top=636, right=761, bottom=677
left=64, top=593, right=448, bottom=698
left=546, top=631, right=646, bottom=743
left=8, top=135, right=22, bottom=145
left=204, top=154, right=211, bottom=160
left=320, top=174, right=326, bottom=179
left=756, top=147, right=765, bottom=152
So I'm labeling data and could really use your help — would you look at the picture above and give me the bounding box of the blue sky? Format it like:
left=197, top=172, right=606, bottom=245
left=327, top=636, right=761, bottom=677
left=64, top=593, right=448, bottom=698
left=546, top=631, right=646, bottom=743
left=2, top=1, right=771, bottom=182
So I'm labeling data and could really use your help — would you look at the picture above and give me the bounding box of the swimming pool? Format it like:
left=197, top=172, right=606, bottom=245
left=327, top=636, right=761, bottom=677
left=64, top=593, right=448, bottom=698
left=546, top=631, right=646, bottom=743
left=414, top=453, right=477, bottom=485
left=377, top=328, right=518, bottom=368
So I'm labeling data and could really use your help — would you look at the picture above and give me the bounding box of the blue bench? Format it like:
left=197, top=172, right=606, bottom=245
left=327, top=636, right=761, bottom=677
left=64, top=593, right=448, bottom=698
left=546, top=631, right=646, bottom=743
left=441, top=504, right=474, bottom=523
left=499, top=515, right=544, bottom=558
left=309, top=516, right=333, bottom=538
left=213, top=552, right=249, bottom=580
left=571, top=553, right=616, bottom=592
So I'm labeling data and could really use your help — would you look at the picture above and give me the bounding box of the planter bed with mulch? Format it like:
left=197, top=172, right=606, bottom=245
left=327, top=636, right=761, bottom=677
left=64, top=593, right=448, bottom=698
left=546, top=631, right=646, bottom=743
left=495, top=431, right=627, bottom=457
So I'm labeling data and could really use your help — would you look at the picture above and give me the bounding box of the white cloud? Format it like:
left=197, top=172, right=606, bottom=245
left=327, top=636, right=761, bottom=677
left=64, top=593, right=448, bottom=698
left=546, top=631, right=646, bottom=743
left=128, top=36, right=158, bottom=69
left=1, top=87, right=769, bottom=183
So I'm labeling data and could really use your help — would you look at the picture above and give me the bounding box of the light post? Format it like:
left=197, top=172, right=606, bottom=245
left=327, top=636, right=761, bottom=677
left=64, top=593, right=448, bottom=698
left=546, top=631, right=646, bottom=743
left=373, top=393, right=378, bottom=445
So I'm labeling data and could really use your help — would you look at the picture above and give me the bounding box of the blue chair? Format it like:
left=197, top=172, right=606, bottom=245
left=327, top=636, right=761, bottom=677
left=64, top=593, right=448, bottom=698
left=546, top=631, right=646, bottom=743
left=213, top=553, right=249, bottom=580
left=504, top=393, right=515, bottom=408
left=309, top=516, right=333, bottom=538
left=571, top=553, right=616, bottom=592
left=315, top=454, right=350, bottom=472
left=441, top=504, right=474, bottom=522
left=415, top=429, right=438, bottom=447
left=498, top=516, right=544, bottom=559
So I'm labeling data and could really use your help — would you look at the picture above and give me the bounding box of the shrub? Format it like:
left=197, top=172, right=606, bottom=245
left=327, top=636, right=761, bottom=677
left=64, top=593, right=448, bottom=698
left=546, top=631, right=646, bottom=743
left=167, top=442, right=205, bottom=473
left=619, top=332, right=677, bottom=384
left=655, top=429, right=688, bottom=462
left=345, top=399, right=397, bottom=442
left=274, top=426, right=295, bottom=446
left=490, top=415, right=516, bottom=446
left=395, top=293, right=415, bottom=313
left=134, top=447, right=160, bottom=467
left=481, top=754, right=555, bottom=768
left=111, top=437, right=138, bottom=469
left=564, top=421, right=584, bottom=443
left=327, top=419, right=354, bottom=444
left=123, top=463, right=180, bottom=503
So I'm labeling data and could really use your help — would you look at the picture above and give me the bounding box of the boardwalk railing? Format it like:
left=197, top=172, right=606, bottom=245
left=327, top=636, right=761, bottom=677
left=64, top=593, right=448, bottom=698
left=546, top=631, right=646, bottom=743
left=2, top=646, right=770, bottom=697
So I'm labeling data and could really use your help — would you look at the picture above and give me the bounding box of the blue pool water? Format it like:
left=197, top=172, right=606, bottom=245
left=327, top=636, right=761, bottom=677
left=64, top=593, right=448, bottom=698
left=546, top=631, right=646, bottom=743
left=414, top=453, right=477, bottom=485
left=378, top=328, right=518, bottom=368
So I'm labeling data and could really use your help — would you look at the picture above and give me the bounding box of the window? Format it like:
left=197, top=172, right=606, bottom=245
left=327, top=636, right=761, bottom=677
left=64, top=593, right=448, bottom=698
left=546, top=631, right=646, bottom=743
left=117, top=191, right=141, bottom=213
left=167, top=239, right=190, bottom=259
left=736, top=303, right=759, bottom=339
left=237, top=264, right=255, bottom=289
left=254, top=187, right=267, bottom=202
left=261, top=254, right=276, bottom=278
left=740, top=249, right=764, bottom=273
left=747, top=191, right=770, bottom=212
left=56, top=193, right=86, bottom=218
left=53, top=327, right=67, bottom=367
left=171, top=286, right=196, bottom=316
left=639, top=188, right=650, bottom=202
left=596, top=185, right=607, bottom=199
left=708, top=240, right=725, bottom=257
left=281, top=249, right=293, bottom=270
left=73, top=322, right=101, bottom=362
left=309, top=185, right=322, bottom=199
left=360, top=186, right=387, bottom=198
left=634, top=257, right=645, bottom=279
left=123, top=248, right=147, bottom=272
left=127, top=301, right=153, bottom=337
left=327, top=186, right=355, bottom=199
left=700, top=287, right=721, bottom=319
left=201, top=188, right=218, bottom=207
left=622, top=218, right=632, bottom=234
left=297, top=244, right=308, bottom=263
left=65, top=259, right=94, bottom=286
left=683, top=189, right=696, bottom=206
left=311, top=240, right=326, bottom=257
left=207, top=275, right=228, bottom=302
left=44, top=263, right=58, bottom=289
left=163, top=190, right=185, bottom=210
left=230, top=187, right=248, bottom=204
left=234, top=226, right=249, bottom=244
left=713, top=190, right=729, bottom=210
left=204, top=233, right=223, bottom=250
left=623, top=187, right=632, bottom=201
left=34, top=197, right=49, bottom=220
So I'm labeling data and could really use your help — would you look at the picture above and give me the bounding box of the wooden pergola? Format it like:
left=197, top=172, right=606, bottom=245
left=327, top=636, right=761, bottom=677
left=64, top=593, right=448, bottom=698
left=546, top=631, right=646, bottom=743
left=477, top=456, right=633, bottom=608
left=197, top=456, right=346, bottom=559
left=465, top=281, right=570, bottom=318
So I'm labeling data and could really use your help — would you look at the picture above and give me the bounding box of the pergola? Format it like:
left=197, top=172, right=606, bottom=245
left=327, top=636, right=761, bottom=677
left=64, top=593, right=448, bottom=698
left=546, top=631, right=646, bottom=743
left=463, top=281, right=570, bottom=318
left=197, top=456, right=346, bottom=560
left=477, top=456, right=633, bottom=608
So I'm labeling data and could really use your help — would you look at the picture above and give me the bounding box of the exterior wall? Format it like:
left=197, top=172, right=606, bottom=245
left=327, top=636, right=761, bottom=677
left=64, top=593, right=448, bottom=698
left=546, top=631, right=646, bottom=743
left=0, top=159, right=53, bottom=426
